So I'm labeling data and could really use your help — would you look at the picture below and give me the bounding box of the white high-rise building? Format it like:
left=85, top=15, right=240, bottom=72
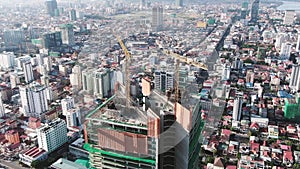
left=0, top=52, right=15, bottom=70
left=232, top=97, right=243, bottom=121
left=82, top=69, right=94, bottom=93
left=275, top=34, right=285, bottom=50
left=22, top=61, right=34, bottom=83
left=19, top=83, right=49, bottom=118
left=222, top=64, right=231, bottom=80
left=43, top=56, right=52, bottom=72
left=37, top=118, right=68, bottom=153
left=280, top=42, right=292, bottom=59
left=10, top=73, right=20, bottom=88
left=93, top=69, right=111, bottom=98
left=289, top=65, right=300, bottom=92
left=61, top=96, right=75, bottom=116
left=284, top=10, right=295, bottom=25
left=66, top=108, right=81, bottom=128
left=0, top=93, right=5, bottom=117
left=70, top=65, right=82, bottom=89
left=154, top=70, right=174, bottom=92
left=296, top=35, right=300, bottom=52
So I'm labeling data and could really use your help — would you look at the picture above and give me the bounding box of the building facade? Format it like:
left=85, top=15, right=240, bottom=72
left=152, top=6, right=164, bottom=31
left=19, top=84, right=49, bottom=118
left=289, top=65, right=300, bottom=92
left=46, top=0, right=58, bottom=17
left=250, top=0, right=259, bottom=22
left=37, top=118, right=68, bottom=153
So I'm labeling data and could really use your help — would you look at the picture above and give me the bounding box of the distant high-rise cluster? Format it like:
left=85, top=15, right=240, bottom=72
left=176, top=0, right=183, bottom=7
left=250, top=0, right=259, bottom=22
left=152, top=6, right=164, bottom=32
left=46, top=0, right=58, bottom=17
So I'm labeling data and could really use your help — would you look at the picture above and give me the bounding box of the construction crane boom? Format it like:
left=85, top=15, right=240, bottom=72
left=164, top=50, right=208, bottom=71
left=114, top=34, right=131, bottom=107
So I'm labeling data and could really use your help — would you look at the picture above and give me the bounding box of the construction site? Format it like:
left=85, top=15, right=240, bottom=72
left=81, top=32, right=226, bottom=169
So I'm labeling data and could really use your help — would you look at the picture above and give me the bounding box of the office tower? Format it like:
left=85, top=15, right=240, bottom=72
left=250, top=0, right=259, bottom=23
left=69, top=9, right=77, bottom=21
left=41, top=32, right=62, bottom=49
left=19, top=84, right=49, bottom=118
left=3, top=29, right=24, bottom=46
left=61, top=96, right=75, bottom=116
left=70, top=65, right=82, bottom=89
left=280, top=42, right=292, bottom=59
left=10, top=73, right=20, bottom=89
left=289, top=65, right=300, bottom=92
left=66, top=108, right=81, bottom=128
left=46, top=0, right=58, bottom=17
left=22, top=61, right=34, bottom=83
left=60, top=24, right=75, bottom=46
left=176, top=0, right=183, bottom=7
left=222, top=64, right=231, bottom=81
left=152, top=6, right=164, bottom=31
left=0, top=52, right=15, bottom=70
left=0, top=93, right=5, bottom=117
left=93, top=69, right=111, bottom=98
left=296, top=35, right=300, bottom=52
left=284, top=10, right=295, bottom=25
left=154, top=70, right=174, bottom=92
left=233, top=97, right=243, bottom=121
left=37, top=118, right=68, bottom=153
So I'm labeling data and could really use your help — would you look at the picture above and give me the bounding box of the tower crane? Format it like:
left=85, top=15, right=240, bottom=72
left=164, top=49, right=208, bottom=112
left=114, top=33, right=131, bottom=107
left=163, top=50, right=208, bottom=71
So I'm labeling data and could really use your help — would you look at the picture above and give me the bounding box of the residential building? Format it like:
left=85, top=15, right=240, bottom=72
left=10, top=72, right=20, bottom=88
left=5, top=130, right=20, bottom=144
left=61, top=24, right=75, bottom=46
left=289, top=64, right=300, bottom=92
left=46, top=0, right=58, bottom=17
left=0, top=93, right=5, bottom=117
left=36, top=118, right=68, bottom=153
left=0, top=52, right=15, bottom=70
left=19, top=83, right=49, bottom=118
left=82, top=69, right=94, bottom=93
left=70, top=65, right=82, bottom=89
left=280, top=42, right=291, bottom=59
left=284, top=10, right=295, bottom=25
left=232, top=97, right=242, bottom=121
left=250, top=0, right=259, bottom=22
left=61, top=96, right=75, bottom=116
left=154, top=70, right=174, bottom=92
left=296, top=35, right=300, bottom=52
left=66, top=108, right=81, bottom=128
left=22, top=60, right=34, bottom=83
left=93, top=68, right=112, bottom=98
left=152, top=6, right=164, bottom=31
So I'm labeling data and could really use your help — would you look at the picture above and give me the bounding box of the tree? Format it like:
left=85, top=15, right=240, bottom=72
left=31, top=160, right=41, bottom=168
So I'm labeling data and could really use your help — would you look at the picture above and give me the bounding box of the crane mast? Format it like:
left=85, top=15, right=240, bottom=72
left=114, top=34, right=131, bottom=107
